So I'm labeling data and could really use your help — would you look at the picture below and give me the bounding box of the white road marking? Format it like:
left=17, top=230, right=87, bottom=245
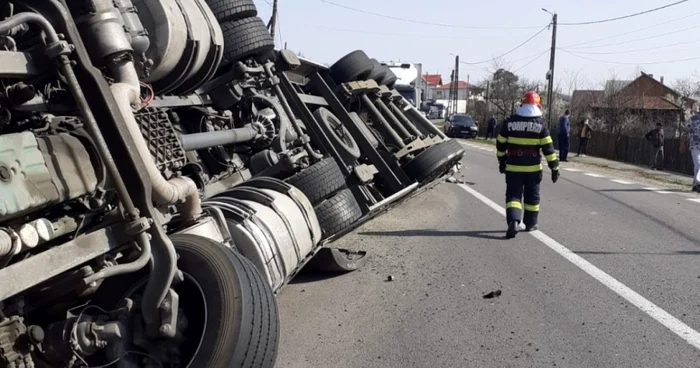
left=643, top=187, right=673, bottom=195
left=563, top=168, right=581, bottom=172
left=457, top=183, right=700, bottom=351
left=611, top=179, right=634, bottom=185
left=584, top=173, right=604, bottom=178
left=687, top=198, right=700, bottom=204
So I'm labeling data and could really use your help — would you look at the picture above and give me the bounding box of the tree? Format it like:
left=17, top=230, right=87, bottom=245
left=488, top=68, right=520, bottom=116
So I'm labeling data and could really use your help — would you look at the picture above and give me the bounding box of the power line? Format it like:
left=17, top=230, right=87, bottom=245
left=559, top=0, right=689, bottom=26
left=315, top=26, right=478, bottom=40
left=566, top=23, right=700, bottom=50
left=513, top=50, right=550, bottom=73
left=319, top=0, right=544, bottom=30
left=563, top=39, right=700, bottom=55
left=560, top=48, right=700, bottom=65
left=560, top=11, right=700, bottom=48
left=459, top=24, right=551, bottom=65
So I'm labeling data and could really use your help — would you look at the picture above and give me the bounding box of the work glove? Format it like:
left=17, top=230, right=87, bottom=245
left=551, top=168, right=560, bottom=183
left=498, top=160, right=506, bottom=174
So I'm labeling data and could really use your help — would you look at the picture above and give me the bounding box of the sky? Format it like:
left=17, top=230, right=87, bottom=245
left=252, top=0, right=700, bottom=92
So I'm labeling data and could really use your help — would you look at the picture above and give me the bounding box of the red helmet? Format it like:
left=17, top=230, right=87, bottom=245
left=521, top=91, right=542, bottom=107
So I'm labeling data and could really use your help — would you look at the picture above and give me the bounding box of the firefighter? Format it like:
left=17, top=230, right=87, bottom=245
left=496, top=91, right=560, bottom=239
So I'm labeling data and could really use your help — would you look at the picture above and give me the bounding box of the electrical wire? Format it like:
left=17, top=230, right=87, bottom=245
left=315, top=26, right=478, bottom=40
left=565, top=23, right=700, bottom=50
left=560, top=11, right=700, bottom=48
left=564, top=39, right=700, bottom=55
left=513, top=49, right=550, bottom=73
left=559, top=0, right=689, bottom=26
left=459, top=24, right=551, bottom=65
left=560, top=48, right=700, bottom=65
left=319, top=0, right=544, bottom=30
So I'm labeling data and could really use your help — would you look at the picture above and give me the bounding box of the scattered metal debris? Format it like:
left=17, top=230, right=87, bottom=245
left=482, top=290, right=502, bottom=299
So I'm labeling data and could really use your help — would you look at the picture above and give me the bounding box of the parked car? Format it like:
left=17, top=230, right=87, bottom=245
left=445, top=114, right=478, bottom=138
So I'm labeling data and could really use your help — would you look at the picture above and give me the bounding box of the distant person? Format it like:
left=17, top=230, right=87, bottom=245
left=645, top=123, right=665, bottom=170
left=486, top=115, right=497, bottom=139
left=576, top=119, right=592, bottom=157
left=681, top=110, right=700, bottom=192
left=558, top=110, right=571, bottom=162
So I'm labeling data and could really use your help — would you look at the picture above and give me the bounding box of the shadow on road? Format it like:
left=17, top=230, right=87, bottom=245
left=575, top=250, right=700, bottom=256
left=288, top=269, right=350, bottom=285
left=360, top=229, right=506, bottom=240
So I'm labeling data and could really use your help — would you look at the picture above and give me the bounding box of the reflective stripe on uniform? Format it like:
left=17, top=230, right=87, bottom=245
left=552, top=166, right=560, bottom=171
left=545, top=152, right=557, bottom=162
left=506, top=201, right=522, bottom=209
left=524, top=203, right=540, bottom=212
left=497, top=134, right=508, bottom=143
left=540, top=136, right=553, bottom=145
left=507, top=137, right=541, bottom=146
left=505, top=164, right=542, bottom=172
left=497, top=150, right=506, bottom=157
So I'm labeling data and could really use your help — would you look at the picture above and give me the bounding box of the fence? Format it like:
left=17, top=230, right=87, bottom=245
left=476, top=125, right=694, bottom=176
left=555, top=131, right=694, bottom=176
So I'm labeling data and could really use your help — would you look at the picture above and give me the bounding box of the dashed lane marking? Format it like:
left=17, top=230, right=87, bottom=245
left=457, top=183, right=700, bottom=351
left=563, top=168, right=581, bottom=172
left=687, top=198, right=700, bottom=204
left=611, top=179, right=634, bottom=185
left=584, top=173, right=605, bottom=178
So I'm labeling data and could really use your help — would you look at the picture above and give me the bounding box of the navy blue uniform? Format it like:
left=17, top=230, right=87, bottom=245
left=496, top=114, right=559, bottom=227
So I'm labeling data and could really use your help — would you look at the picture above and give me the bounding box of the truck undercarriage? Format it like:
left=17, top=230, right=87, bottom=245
left=0, top=1, right=464, bottom=366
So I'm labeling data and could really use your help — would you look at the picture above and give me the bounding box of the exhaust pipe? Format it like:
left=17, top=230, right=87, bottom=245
left=109, top=60, right=202, bottom=220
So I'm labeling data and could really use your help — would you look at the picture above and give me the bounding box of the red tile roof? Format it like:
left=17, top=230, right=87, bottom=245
left=422, top=74, right=442, bottom=86
left=433, top=81, right=470, bottom=90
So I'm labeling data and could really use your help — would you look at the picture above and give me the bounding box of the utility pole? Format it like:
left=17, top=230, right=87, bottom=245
left=543, top=10, right=558, bottom=130
left=485, top=80, right=490, bottom=115
left=269, top=0, right=279, bottom=39
left=448, top=70, right=455, bottom=115
left=466, top=74, right=470, bottom=115
left=454, top=55, right=460, bottom=114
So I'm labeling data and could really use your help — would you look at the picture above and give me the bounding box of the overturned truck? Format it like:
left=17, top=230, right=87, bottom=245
left=0, top=0, right=464, bottom=367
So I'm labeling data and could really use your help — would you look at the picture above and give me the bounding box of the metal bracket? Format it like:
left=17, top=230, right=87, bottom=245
left=342, top=80, right=380, bottom=96
left=123, top=217, right=151, bottom=238
left=394, top=138, right=427, bottom=159
left=353, top=164, right=378, bottom=183
left=158, top=289, right=180, bottom=338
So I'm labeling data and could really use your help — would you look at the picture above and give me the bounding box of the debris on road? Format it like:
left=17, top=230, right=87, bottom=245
left=386, top=275, right=395, bottom=282
left=446, top=176, right=465, bottom=184
left=482, top=290, right=503, bottom=299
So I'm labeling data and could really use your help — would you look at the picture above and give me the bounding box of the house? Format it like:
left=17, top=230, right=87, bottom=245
left=570, top=72, right=697, bottom=133
left=421, top=74, right=442, bottom=100
left=430, top=81, right=471, bottom=100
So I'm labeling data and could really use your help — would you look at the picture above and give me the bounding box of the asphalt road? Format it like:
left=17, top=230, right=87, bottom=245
left=276, top=141, right=700, bottom=368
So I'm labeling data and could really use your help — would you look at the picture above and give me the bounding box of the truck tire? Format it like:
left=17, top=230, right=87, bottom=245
left=367, top=58, right=388, bottom=83
left=314, top=188, right=363, bottom=239
left=221, top=16, right=275, bottom=65
left=91, top=234, right=279, bottom=368
left=401, top=139, right=465, bottom=186
left=313, top=107, right=361, bottom=162
left=329, top=50, right=374, bottom=85
left=205, top=0, right=258, bottom=22
left=304, top=247, right=369, bottom=273
left=378, top=67, right=397, bottom=88
left=284, top=157, right=346, bottom=206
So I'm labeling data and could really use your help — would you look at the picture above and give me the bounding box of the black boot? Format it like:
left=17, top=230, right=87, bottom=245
left=525, top=224, right=538, bottom=232
left=506, top=221, right=519, bottom=239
